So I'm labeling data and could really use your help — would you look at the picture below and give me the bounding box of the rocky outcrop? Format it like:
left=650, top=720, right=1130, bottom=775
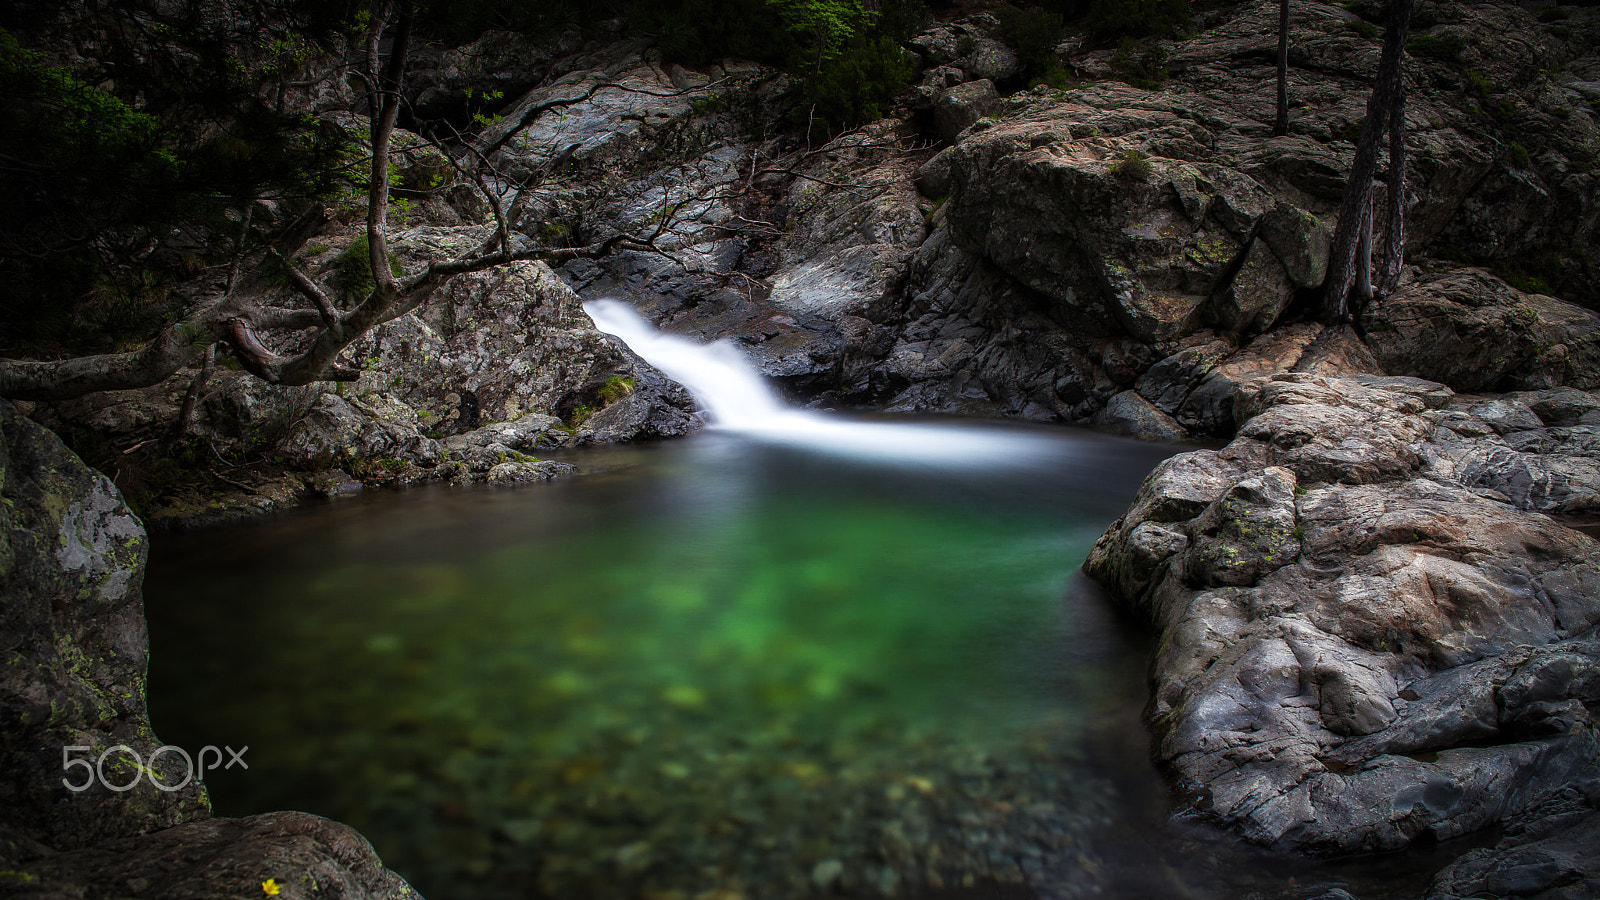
left=26, top=248, right=697, bottom=528
left=816, top=0, right=1600, bottom=434
left=0, top=399, right=412, bottom=896
left=1085, top=374, right=1600, bottom=858
left=0, top=400, right=207, bottom=849
left=1362, top=270, right=1600, bottom=393
left=349, top=252, right=697, bottom=442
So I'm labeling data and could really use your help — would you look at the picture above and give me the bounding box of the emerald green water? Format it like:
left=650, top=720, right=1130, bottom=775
left=146, top=427, right=1451, bottom=899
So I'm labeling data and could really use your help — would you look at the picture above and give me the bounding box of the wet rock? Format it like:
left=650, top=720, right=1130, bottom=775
left=1211, top=240, right=1296, bottom=335
left=351, top=259, right=697, bottom=442
left=1257, top=202, right=1331, bottom=289
left=1516, top=388, right=1600, bottom=427
left=962, top=39, right=1019, bottom=85
left=769, top=126, right=926, bottom=323
left=1093, top=391, right=1189, bottom=442
left=1176, top=324, right=1325, bottom=436
left=915, top=147, right=956, bottom=198
left=1135, top=337, right=1235, bottom=417
left=481, top=53, right=722, bottom=179
left=1425, top=779, right=1600, bottom=900
left=1183, top=466, right=1299, bottom=587
left=278, top=393, right=442, bottom=471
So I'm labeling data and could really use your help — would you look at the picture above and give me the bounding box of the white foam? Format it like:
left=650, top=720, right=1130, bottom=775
left=584, top=299, right=1060, bottom=468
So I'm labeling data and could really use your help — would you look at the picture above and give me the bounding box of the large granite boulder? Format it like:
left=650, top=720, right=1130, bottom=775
left=0, top=400, right=413, bottom=896
left=0, top=400, right=208, bottom=849
left=349, top=254, right=697, bottom=441
left=1085, top=374, right=1600, bottom=859
left=1362, top=270, right=1600, bottom=393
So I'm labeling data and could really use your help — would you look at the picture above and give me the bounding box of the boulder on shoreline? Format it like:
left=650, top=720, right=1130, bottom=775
left=1085, top=374, right=1600, bottom=872
left=0, top=399, right=414, bottom=897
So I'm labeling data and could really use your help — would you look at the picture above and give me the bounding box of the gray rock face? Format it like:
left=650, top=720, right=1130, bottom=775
left=767, top=124, right=927, bottom=322
left=352, top=257, right=695, bottom=442
left=1093, top=390, right=1189, bottom=442
left=1085, top=374, right=1600, bottom=857
left=11, top=810, right=414, bottom=899
left=0, top=400, right=210, bottom=850
left=934, top=79, right=1000, bottom=144
left=1362, top=270, right=1600, bottom=393
left=0, top=403, right=411, bottom=896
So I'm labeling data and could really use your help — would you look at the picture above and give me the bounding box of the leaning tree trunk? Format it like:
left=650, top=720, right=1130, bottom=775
left=1322, top=0, right=1414, bottom=320
left=1274, top=0, right=1290, bottom=136
left=1375, top=74, right=1407, bottom=295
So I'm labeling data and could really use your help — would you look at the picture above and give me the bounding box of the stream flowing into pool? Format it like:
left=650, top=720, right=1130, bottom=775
left=145, top=305, right=1461, bottom=900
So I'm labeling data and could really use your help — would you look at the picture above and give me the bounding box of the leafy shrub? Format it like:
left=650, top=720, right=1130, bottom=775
left=1406, top=32, right=1466, bottom=63
left=1083, top=0, right=1191, bottom=38
left=1465, top=68, right=1494, bottom=96
left=1109, top=149, right=1154, bottom=181
left=786, top=33, right=915, bottom=133
left=996, top=5, right=1071, bottom=88
left=1507, top=141, right=1531, bottom=168
left=335, top=236, right=405, bottom=302
left=1344, top=19, right=1380, bottom=39
left=1109, top=37, right=1170, bottom=90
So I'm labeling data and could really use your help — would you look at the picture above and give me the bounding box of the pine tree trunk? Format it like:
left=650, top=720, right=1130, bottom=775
left=1355, top=199, right=1373, bottom=303
left=1376, top=76, right=1407, bottom=295
left=1322, top=0, right=1414, bottom=320
left=1274, top=0, right=1290, bottom=136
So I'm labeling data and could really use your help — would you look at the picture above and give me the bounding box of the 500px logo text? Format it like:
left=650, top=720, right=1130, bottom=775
left=61, top=744, right=247, bottom=793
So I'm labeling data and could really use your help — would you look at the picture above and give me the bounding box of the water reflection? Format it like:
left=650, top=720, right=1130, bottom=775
left=144, top=428, right=1459, bottom=900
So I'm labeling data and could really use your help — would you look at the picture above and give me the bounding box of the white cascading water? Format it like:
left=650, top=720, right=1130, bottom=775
left=583, top=299, right=1060, bottom=468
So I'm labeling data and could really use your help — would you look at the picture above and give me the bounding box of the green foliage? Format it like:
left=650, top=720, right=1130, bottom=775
left=1507, top=141, right=1531, bottom=168
left=767, top=0, right=875, bottom=71
left=335, top=236, right=405, bottom=302
left=597, top=376, right=637, bottom=405
left=1108, top=38, right=1170, bottom=90
left=1405, top=32, right=1465, bottom=63
left=786, top=34, right=914, bottom=132
left=633, top=0, right=923, bottom=135
left=1109, top=149, right=1153, bottom=181
left=0, top=5, right=349, bottom=355
left=1465, top=68, right=1494, bottom=97
left=1494, top=267, right=1551, bottom=295
left=1343, top=19, right=1380, bottom=39
left=996, top=5, right=1072, bottom=89
left=1083, top=0, right=1191, bottom=38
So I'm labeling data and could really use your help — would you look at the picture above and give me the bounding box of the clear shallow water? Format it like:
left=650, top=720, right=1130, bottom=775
left=145, top=426, right=1461, bottom=900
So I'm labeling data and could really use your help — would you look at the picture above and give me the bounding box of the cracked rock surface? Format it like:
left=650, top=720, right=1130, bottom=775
left=1085, top=374, right=1600, bottom=861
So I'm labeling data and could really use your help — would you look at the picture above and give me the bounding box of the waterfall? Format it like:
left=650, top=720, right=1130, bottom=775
left=583, top=299, right=1061, bottom=468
